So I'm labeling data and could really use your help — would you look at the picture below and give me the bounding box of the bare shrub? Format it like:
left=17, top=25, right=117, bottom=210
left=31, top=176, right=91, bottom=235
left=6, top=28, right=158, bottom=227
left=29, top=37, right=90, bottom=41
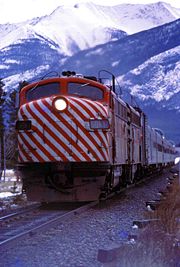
left=112, top=175, right=180, bottom=267
left=146, top=178, right=180, bottom=235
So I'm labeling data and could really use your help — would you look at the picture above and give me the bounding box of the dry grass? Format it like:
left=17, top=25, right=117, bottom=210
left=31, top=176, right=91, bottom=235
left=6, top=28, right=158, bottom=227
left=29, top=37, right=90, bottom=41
left=108, top=173, right=180, bottom=267
left=146, top=175, right=180, bottom=235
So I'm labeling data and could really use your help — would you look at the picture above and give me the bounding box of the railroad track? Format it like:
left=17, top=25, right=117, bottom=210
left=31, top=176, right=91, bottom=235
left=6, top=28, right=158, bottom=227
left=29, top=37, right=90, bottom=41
left=0, top=203, right=41, bottom=223
left=0, top=178, right=144, bottom=250
left=0, top=201, right=98, bottom=250
left=0, top=168, right=174, bottom=250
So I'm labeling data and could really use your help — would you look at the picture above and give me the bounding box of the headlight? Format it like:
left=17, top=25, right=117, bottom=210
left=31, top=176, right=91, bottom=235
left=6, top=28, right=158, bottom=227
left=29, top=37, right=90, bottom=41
left=53, top=97, right=68, bottom=111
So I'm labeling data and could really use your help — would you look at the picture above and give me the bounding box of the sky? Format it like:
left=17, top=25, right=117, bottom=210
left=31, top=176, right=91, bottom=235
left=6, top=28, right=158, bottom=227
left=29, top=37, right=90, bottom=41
left=0, top=0, right=179, bottom=24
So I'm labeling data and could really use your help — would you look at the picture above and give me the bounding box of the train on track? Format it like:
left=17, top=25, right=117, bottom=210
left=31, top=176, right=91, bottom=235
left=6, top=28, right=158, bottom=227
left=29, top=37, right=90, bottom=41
left=15, top=70, right=176, bottom=202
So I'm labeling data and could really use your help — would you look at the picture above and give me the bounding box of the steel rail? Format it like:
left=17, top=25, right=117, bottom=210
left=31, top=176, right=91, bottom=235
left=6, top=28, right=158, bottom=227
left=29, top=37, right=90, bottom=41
left=0, top=201, right=98, bottom=250
left=0, top=203, right=40, bottom=222
left=0, top=168, right=173, bottom=250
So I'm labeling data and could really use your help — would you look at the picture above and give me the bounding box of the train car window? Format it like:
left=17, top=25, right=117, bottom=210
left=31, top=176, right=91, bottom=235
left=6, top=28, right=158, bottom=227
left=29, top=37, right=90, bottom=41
left=117, top=102, right=127, bottom=120
left=26, top=82, right=60, bottom=102
left=68, top=82, right=103, bottom=100
left=115, top=100, right=119, bottom=114
left=131, top=112, right=141, bottom=127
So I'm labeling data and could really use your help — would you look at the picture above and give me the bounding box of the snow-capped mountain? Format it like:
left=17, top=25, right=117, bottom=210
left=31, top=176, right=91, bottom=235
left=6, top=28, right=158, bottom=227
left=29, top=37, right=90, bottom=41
left=58, top=18, right=180, bottom=142
left=60, top=18, right=180, bottom=95
left=0, top=1, right=180, bottom=143
left=0, top=2, right=179, bottom=55
left=120, top=46, right=180, bottom=105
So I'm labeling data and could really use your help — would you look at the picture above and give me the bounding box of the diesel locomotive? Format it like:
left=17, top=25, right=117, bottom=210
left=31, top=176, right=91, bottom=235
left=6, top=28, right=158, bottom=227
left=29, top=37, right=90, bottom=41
left=15, top=71, right=176, bottom=202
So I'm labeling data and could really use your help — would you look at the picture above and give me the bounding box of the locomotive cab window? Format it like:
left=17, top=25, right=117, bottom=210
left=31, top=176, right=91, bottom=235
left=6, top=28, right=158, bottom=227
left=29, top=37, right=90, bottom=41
left=26, top=82, right=60, bottom=102
left=68, top=82, right=103, bottom=100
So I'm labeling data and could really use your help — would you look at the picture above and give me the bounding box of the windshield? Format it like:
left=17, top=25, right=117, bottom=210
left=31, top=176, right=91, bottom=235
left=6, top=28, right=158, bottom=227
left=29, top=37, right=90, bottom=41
left=68, top=82, right=103, bottom=100
left=26, top=82, right=60, bottom=102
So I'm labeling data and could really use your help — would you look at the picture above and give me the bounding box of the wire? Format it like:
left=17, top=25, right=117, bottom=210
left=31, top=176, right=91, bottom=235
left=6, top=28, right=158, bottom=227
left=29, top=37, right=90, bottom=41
left=98, top=69, right=122, bottom=96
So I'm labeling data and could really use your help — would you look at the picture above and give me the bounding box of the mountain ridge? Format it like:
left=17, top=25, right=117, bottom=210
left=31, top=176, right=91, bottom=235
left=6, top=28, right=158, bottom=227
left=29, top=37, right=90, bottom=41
left=0, top=2, right=179, bottom=53
left=60, top=18, right=180, bottom=75
left=0, top=1, right=179, bottom=143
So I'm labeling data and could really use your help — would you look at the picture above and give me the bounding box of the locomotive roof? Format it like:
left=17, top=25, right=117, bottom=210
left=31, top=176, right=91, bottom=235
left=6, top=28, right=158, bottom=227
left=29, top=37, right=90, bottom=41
left=20, top=76, right=111, bottom=93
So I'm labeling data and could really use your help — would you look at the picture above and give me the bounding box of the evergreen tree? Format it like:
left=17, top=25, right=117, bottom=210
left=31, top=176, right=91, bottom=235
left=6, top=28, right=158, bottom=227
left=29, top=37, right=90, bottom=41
left=0, top=78, right=5, bottom=180
left=6, top=89, right=18, bottom=128
left=4, top=88, right=18, bottom=168
left=0, top=79, right=18, bottom=177
left=0, top=78, right=5, bottom=130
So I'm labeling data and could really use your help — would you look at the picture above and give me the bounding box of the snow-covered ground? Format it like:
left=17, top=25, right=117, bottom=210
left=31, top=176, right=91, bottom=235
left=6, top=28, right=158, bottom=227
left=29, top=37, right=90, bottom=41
left=0, top=191, right=21, bottom=198
left=0, top=169, right=24, bottom=211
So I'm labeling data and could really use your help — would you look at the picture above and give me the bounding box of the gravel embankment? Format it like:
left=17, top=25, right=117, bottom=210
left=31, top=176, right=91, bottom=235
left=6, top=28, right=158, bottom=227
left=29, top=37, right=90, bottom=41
left=0, top=169, right=176, bottom=267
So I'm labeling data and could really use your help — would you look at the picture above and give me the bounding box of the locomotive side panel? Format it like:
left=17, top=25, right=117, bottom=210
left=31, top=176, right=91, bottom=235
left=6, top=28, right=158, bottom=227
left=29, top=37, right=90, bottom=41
left=156, top=131, right=163, bottom=165
left=129, top=108, right=141, bottom=164
left=163, top=139, right=176, bottom=164
left=126, top=106, right=140, bottom=165
left=114, top=99, right=128, bottom=164
left=148, top=128, right=158, bottom=165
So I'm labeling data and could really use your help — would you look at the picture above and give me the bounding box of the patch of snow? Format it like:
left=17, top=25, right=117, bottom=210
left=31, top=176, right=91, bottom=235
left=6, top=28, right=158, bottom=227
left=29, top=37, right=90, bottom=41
left=112, top=61, right=119, bottom=67
left=0, top=65, right=9, bottom=69
left=118, top=46, right=180, bottom=102
left=163, top=2, right=180, bottom=18
left=4, top=59, right=20, bottom=64
left=132, top=224, right=139, bottom=229
left=86, top=48, right=104, bottom=57
left=3, top=64, right=50, bottom=91
left=0, top=191, right=21, bottom=199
